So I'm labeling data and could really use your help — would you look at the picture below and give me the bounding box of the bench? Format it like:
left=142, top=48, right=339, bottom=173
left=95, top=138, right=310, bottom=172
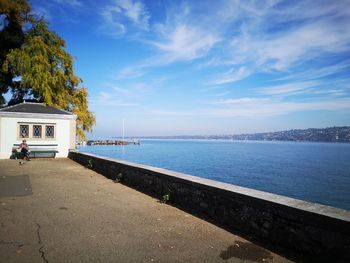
left=12, top=144, right=58, bottom=158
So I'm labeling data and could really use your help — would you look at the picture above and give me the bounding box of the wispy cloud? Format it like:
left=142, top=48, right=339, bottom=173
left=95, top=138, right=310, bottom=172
left=29, top=0, right=350, bottom=136
left=101, top=0, right=150, bottom=37
left=107, top=82, right=150, bottom=97
left=31, top=0, right=87, bottom=22
left=104, top=76, right=163, bottom=99
left=53, top=0, right=82, bottom=7
left=99, top=0, right=349, bottom=71
left=307, top=88, right=348, bottom=97
left=276, top=61, right=350, bottom=82
left=212, top=97, right=268, bottom=105
left=90, top=91, right=137, bottom=107
left=32, top=5, right=52, bottom=20
left=152, top=96, right=350, bottom=119
left=209, top=67, right=251, bottom=85
left=229, top=22, right=350, bottom=72
left=213, top=91, right=231, bottom=97
left=208, top=97, right=350, bottom=118
left=114, top=65, right=147, bottom=79
left=150, top=24, right=220, bottom=63
left=226, top=1, right=350, bottom=72
left=273, top=0, right=350, bottom=21
left=257, top=81, right=320, bottom=96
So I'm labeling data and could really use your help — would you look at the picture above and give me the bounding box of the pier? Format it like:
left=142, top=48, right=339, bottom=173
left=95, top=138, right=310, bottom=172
left=86, top=139, right=140, bottom=146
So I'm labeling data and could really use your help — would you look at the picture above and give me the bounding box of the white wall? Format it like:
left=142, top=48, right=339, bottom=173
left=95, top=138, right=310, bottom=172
left=0, top=116, right=74, bottom=159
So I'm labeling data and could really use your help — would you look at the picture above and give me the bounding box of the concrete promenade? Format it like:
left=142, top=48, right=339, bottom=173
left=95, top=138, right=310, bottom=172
left=0, top=158, right=293, bottom=263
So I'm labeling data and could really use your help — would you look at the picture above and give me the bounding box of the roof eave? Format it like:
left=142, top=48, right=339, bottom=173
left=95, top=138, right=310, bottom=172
left=0, top=102, right=77, bottom=116
left=0, top=111, right=77, bottom=120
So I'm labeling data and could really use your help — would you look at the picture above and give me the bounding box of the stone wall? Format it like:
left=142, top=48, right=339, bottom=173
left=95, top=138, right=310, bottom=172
left=69, top=151, right=350, bottom=262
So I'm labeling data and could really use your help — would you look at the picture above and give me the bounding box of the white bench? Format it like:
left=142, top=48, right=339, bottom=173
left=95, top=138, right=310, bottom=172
left=13, top=144, right=58, bottom=158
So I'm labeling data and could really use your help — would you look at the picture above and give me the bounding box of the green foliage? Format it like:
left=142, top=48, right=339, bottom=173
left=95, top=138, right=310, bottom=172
left=86, top=159, right=93, bottom=169
left=0, top=0, right=95, bottom=140
left=0, top=0, right=31, bottom=23
left=161, top=193, right=170, bottom=204
left=0, top=0, right=30, bottom=105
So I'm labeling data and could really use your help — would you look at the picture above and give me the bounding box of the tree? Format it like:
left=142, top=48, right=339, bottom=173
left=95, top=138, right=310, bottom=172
left=0, top=0, right=29, bottom=105
left=0, top=0, right=95, bottom=140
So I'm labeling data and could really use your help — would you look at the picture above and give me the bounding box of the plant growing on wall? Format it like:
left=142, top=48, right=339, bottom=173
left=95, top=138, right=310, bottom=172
left=161, top=193, right=170, bottom=204
left=86, top=159, right=93, bottom=169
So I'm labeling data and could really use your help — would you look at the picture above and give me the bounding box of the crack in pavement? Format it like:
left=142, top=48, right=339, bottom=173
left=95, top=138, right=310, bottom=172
left=36, top=223, right=49, bottom=263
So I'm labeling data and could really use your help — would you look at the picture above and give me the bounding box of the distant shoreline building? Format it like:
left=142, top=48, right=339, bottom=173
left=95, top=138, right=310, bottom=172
left=0, top=102, right=76, bottom=159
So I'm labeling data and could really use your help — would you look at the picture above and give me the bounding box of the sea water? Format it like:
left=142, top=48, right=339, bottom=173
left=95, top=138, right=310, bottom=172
left=78, top=140, right=350, bottom=210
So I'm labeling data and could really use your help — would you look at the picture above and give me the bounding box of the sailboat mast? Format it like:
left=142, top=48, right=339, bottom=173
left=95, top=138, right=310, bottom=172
left=122, top=119, right=125, bottom=142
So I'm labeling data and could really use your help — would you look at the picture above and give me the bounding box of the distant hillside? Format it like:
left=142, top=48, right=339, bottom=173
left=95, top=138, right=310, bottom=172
left=230, top=126, right=350, bottom=142
left=139, top=126, right=350, bottom=142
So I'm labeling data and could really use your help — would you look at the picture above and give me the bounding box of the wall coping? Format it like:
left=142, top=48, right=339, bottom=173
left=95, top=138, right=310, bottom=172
left=77, top=151, right=350, bottom=222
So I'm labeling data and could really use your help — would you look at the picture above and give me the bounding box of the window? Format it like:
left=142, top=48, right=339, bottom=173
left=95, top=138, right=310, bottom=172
left=45, top=125, right=55, bottom=138
left=33, top=125, right=42, bottom=138
left=17, top=123, right=56, bottom=140
left=19, top=125, right=29, bottom=138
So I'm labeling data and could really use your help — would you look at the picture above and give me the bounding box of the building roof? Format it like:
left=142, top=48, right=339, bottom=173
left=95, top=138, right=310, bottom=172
left=0, top=102, right=73, bottom=115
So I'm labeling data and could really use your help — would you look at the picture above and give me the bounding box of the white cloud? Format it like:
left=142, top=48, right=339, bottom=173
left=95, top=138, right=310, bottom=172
left=143, top=0, right=350, bottom=76
left=32, top=0, right=89, bottom=23
left=90, top=91, right=138, bottom=107
left=212, top=97, right=268, bottom=105
left=152, top=96, right=350, bottom=119
left=209, top=67, right=251, bottom=85
left=114, top=66, right=146, bottom=79
left=32, top=6, right=52, bottom=20
left=230, top=22, right=350, bottom=71
left=104, top=78, right=160, bottom=99
left=226, top=1, right=350, bottom=71
left=101, top=0, right=150, bottom=37
left=273, top=1, right=350, bottom=21
left=267, top=24, right=349, bottom=70
left=151, top=24, right=220, bottom=63
left=213, top=91, right=231, bottom=97
left=116, top=0, right=150, bottom=27
left=276, top=62, right=350, bottom=82
left=98, top=0, right=350, bottom=116
left=53, top=0, right=82, bottom=7
left=257, top=81, right=320, bottom=96
left=308, top=89, right=348, bottom=97
left=109, top=84, right=145, bottom=96
left=208, top=98, right=350, bottom=118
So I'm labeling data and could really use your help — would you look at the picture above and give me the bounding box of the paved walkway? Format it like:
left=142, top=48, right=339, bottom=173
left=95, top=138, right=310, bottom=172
left=0, top=158, right=294, bottom=263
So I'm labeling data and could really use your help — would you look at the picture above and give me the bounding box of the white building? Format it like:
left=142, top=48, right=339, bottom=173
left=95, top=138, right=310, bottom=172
left=0, top=102, right=76, bottom=159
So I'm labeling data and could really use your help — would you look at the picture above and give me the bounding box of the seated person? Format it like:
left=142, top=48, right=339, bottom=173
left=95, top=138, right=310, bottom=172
left=19, top=140, right=30, bottom=161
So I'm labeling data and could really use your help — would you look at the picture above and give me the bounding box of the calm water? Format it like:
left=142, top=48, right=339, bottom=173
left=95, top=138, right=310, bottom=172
left=78, top=140, right=350, bottom=210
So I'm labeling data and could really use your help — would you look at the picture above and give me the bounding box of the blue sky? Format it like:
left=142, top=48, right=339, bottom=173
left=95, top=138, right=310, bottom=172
left=30, top=0, right=350, bottom=138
